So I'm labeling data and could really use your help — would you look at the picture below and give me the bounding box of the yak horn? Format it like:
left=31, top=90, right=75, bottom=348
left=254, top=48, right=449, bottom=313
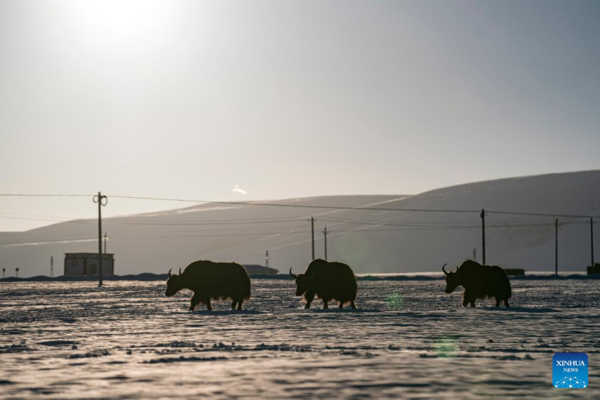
left=289, top=268, right=297, bottom=279
left=179, top=268, right=182, bottom=275
left=442, top=263, right=448, bottom=276
left=168, top=269, right=172, bottom=277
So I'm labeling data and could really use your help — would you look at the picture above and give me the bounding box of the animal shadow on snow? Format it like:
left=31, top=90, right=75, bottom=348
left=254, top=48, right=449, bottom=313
left=185, top=309, right=264, bottom=316
left=302, top=308, right=380, bottom=313
left=481, top=306, right=558, bottom=313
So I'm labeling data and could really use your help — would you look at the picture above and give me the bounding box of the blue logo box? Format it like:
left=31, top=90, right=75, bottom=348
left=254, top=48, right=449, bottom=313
left=553, top=353, right=588, bottom=389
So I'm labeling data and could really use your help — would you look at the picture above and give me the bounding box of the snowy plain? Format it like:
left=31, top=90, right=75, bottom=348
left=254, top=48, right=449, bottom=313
left=1, top=277, right=599, bottom=399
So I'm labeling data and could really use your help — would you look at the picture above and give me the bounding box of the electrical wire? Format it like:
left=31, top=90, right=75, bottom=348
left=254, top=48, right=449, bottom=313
left=1, top=193, right=598, bottom=219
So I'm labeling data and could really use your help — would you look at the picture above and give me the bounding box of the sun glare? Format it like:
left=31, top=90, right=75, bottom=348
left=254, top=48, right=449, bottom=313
left=66, top=0, right=175, bottom=45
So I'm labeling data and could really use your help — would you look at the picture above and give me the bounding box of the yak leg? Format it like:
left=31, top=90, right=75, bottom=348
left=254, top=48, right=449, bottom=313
left=462, top=297, right=469, bottom=307
left=504, top=298, right=510, bottom=307
left=237, top=299, right=243, bottom=310
left=304, top=292, right=315, bottom=309
left=206, top=298, right=213, bottom=311
left=338, top=301, right=344, bottom=309
left=350, top=301, right=357, bottom=309
left=231, top=300, right=237, bottom=310
left=189, top=293, right=202, bottom=311
left=495, top=298, right=501, bottom=307
left=470, top=300, right=476, bottom=307
left=323, top=300, right=329, bottom=309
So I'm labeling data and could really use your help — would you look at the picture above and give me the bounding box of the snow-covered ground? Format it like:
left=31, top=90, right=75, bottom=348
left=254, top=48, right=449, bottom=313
left=1, top=278, right=599, bottom=399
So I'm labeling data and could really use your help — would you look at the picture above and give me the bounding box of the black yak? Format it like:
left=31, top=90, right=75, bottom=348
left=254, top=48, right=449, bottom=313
left=442, top=260, right=511, bottom=307
left=290, top=259, right=357, bottom=309
left=165, top=260, right=251, bottom=311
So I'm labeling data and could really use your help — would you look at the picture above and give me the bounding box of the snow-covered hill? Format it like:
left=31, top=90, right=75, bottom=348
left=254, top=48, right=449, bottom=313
left=1, top=171, right=599, bottom=276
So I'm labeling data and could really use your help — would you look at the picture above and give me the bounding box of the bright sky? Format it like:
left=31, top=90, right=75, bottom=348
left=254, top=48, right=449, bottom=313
left=1, top=0, right=599, bottom=231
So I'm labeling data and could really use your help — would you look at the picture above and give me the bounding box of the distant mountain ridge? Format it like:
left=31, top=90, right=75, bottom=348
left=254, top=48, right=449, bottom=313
left=1, top=171, right=599, bottom=276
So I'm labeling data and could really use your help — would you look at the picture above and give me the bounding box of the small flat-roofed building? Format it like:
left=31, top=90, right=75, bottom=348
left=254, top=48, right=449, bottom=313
left=64, top=253, right=115, bottom=276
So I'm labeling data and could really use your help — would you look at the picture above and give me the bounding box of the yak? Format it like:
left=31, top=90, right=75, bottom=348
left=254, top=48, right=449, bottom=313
left=290, top=259, right=357, bottom=309
left=165, top=260, right=251, bottom=311
left=442, top=260, right=511, bottom=307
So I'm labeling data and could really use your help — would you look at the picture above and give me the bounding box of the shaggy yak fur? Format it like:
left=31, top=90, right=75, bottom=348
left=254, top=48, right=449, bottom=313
left=165, top=260, right=251, bottom=311
left=290, top=259, right=358, bottom=309
left=443, top=260, right=512, bottom=307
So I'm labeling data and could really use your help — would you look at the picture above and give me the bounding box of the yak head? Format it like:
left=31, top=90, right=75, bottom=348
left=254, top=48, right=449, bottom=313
left=165, top=268, right=184, bottom=297
left=289, top=268, right=314, bottom=296
left=442, top=263, right=462, bottom=294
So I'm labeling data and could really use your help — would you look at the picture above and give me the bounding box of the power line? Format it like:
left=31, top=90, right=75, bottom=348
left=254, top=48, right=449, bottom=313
left=108, top=195, right=481, bottom=213
left=487, top=210, right=599, bottom=219
left=0, top=215, right=583, bottom=246
left=319, top=217, right=575, bottom=229
left=322, top=215, right=562, bottom=224
left=0, top=223, right=572, bottom=247
left=86, top=218, right=586, bottom=229
left=133, top=224, right=309, bottom=232
left=1, top=193, right=598, bottom=219
left=0, top=211, right=586, bottom=227
left=0, top=194, right=91, bottom=197
left=108, top=217, right=306, bottom=226
left=0, top=237, right=96, bottom=247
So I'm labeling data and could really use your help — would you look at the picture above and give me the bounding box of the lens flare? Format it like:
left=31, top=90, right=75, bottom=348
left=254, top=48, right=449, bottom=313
left=433, top=337, right=458, bottom=358
left=386, top=293, right=404, bottom=310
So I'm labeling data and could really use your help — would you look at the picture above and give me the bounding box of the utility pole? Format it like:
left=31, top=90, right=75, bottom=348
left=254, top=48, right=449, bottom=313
left=480, top=209, right=486, bottom=265
left=265, top=250, right=269, bottom=268
left=94, top=192, right=108, bottom=287
left=50, top=256, right=54, bottom=278
left=589, top=218, right=596, bottom=268
left=322, top=226, right=329, bottom=261
left=308, top=217, right=315, bottom=260
left=16, top=267, right=19, bottom=278
left=104, top=232, right=108, bottom=254
left=555, top=218, right=559, bottom=276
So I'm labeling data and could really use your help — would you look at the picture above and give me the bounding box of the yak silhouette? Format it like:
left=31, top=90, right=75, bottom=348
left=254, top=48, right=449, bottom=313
left=290, top=259, right=357, bottom=309
left=165, top=260, right=251, bottom=311
left=443, top=260, right=511, bottom=307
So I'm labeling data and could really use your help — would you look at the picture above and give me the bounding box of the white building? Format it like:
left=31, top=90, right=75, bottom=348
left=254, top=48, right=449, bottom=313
left=64, top=253, right=115, bottom=276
